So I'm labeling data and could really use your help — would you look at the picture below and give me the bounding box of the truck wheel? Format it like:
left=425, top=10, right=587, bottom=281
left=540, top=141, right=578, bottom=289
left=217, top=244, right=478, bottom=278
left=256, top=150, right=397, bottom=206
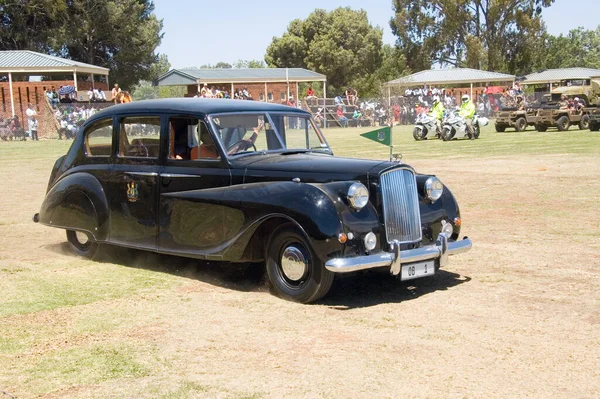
left=412, top=127, right=426, bottom=141
left=66, top=230, right=99, bottom=259
left=266, top=224, right=334, bottom=303
left=579, top=115, right=590, bottom=130
left=515, top=117, right=527, bottom=132
left=590, top=122, right=600, bottom=132
left=441, top=127, right=454, bottom=141
left=495, top=125, right=506, bottom=132
left=536, top=124, right=548, bottom=132
left=556, top=116, right=570, bottom=131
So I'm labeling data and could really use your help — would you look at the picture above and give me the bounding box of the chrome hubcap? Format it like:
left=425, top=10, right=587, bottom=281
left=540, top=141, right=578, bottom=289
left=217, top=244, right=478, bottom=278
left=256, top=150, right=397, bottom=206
left=281, top=246, right=308, bottom=281
left=75, top=231, right=89, bottom=245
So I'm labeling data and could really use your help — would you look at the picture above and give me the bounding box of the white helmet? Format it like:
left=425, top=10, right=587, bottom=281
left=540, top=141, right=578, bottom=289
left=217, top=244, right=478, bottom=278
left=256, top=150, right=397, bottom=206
left=432, top=95, right=440, bottom=104
left=574, top=97, right=580, bottom=102
left=461, top=94, right=470, bottom=102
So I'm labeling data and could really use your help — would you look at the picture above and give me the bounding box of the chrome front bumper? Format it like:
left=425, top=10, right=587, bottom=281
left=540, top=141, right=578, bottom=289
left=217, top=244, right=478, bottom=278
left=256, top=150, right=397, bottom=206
left=325, top=234, right=472, bottom=275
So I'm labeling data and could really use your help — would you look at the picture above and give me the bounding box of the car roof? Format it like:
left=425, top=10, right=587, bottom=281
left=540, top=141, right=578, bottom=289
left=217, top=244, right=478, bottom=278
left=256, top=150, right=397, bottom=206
left=88, top=98, right=308, bottom=122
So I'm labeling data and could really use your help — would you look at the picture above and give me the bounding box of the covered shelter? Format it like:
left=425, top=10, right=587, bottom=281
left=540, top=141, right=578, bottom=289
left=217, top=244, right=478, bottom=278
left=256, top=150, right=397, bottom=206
left=524, top=67, right=600, bottom=89
left=156, top=67, right=327, bottom=104
left=385, top=67, right=516, bottom=102
left=0, top=50, right=110, bottom=116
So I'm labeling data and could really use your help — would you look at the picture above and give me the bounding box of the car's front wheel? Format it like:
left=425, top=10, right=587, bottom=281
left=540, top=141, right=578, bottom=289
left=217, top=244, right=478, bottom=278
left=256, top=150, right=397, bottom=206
left=66, top=230, right=99, bottom=259
left=266, top=224, right=334, bottom=303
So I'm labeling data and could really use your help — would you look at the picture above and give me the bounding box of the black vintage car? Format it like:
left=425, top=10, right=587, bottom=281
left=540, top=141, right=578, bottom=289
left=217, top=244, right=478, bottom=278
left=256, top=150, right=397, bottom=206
left=34, top=98, right=472, bottom=303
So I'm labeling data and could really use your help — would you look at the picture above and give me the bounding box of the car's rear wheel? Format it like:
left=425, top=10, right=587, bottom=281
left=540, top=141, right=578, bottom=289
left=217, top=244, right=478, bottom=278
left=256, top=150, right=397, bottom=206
left=556, top=116, right=570, bottom=131
left=590, top=122, right=600, bottom=131
left=515, top=117, right=527, bottom=132
left=536, top=124, right=548, bottom=132
left=495, top=125, right=506, bottom=132
left=66, top=230, right=99, bottom=259
left=265, top=224, right=333, bottom=303
left=579, top=115, right=590, bottom=130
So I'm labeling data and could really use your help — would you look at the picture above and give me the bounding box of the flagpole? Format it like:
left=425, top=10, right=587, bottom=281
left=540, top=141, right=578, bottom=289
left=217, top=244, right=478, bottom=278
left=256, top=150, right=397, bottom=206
left=389, top=124, right=393, bottom=161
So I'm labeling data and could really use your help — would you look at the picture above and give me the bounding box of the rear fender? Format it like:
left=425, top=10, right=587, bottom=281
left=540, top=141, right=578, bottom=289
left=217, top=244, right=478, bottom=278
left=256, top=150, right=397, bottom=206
left=38, top=172, right=109, bottom=240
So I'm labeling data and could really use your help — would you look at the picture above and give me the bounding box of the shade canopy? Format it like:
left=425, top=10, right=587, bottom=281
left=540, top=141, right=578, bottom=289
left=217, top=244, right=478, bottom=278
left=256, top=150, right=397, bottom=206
left=0, top=50, right=109, bottom=75
left=157, top=68, right=326, bottom=86
left=386, top=68, right=515, bottom=87
left=524, top=68, right=600, bottom=84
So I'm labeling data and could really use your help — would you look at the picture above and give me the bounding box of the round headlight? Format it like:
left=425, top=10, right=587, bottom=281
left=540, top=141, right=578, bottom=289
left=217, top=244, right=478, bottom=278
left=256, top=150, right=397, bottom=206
left=364, top=232, right=377, bottom=251
left=348, top=182, right=369, bottom=210
left=425, top=177, right=444, bottom=203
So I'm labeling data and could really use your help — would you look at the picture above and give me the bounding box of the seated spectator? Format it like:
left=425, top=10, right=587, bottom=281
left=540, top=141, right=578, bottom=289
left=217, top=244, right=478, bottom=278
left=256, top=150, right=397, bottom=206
left=345, top=87, right=358, bottom=106
left=336, top=106, right=348, bottom=127
left=306, top=85, right=316, bottom=105
left=352, top=108, right=362, bottom=125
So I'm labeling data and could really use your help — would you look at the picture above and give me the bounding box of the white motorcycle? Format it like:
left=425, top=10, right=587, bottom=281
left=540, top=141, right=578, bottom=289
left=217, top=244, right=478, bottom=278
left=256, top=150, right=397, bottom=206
left=412, top=113, right=440, bottom=140
left=440, top=110, right=489, bottom=141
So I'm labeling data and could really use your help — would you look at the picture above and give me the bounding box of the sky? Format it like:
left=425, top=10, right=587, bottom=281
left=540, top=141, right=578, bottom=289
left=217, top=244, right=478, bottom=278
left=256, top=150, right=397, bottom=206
left=154, top=0, right=600, bottom=69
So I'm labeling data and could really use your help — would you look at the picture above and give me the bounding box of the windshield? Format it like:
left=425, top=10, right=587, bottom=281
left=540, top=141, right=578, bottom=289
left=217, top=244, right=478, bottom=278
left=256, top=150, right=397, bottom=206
left=209, top=112, right=329, bottom=156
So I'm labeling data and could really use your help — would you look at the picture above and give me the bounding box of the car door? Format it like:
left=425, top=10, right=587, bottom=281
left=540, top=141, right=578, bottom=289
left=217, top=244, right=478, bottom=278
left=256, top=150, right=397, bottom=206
left=158, top=115, right=231, bottom=258
left=108, top=114, right=162, bottom=249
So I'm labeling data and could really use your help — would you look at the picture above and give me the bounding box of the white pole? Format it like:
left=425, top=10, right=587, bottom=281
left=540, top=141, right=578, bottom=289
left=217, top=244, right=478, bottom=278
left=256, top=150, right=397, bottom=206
left=91, top=73, right=95, bottom=90
left=470, top=82, right=473, bottom=100
left=295, top=82, right=299, bottom=106
left=323, top=80, right=327, bottom=128
left=73, top=71, right=78, bottom=92
left=286, top=68, right=289, bottom=101
left=8, top=72, right=15, bottom=116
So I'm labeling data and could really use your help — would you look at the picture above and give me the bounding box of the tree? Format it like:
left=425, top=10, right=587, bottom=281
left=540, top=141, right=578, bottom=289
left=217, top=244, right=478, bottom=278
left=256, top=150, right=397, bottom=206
left=0, top=0, right=164, bottom=90
left=0, top=0, right=67, bottom=52
left=390, top=0, right=555, bottom=73
left=265, top=7, right=384, bottom=96
left=131, top=53, right=171, bottom=101
left=215, top=62, right=232, bottom=69
left=58, top=0, right=163, bottom=90
left=541, top=26, right=600, bottom=70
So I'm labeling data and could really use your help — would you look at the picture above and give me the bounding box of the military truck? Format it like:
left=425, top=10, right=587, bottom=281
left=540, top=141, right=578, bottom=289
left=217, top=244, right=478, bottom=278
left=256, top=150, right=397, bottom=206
left=494, top=107, right=539, bottom=132
left=535, top=105, right=591, bottom=131
left=589, top=107, right=600, bottom=131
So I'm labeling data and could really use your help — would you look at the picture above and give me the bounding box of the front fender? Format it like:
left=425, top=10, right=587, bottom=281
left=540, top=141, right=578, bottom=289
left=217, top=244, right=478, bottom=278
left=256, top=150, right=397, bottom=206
left=162, top=181, right=345, bottom=261
left=38, top=172, right=109, bottom=240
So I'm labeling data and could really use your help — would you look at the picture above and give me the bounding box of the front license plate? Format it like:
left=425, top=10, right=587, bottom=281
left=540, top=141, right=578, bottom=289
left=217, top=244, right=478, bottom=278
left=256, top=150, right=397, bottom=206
left=401, top=260, right=435, bottom=281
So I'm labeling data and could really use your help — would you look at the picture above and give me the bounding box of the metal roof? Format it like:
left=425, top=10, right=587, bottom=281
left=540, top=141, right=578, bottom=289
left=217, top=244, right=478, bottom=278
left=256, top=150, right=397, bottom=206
left=157, top=67, right=326, bottom=85
left=87, top=98, right=308, bottom=123
left=386, top=68, right=515, bottom=87
left=0, top=50, right=109, bottom=75
left=524, top=68, right=600, bottom=84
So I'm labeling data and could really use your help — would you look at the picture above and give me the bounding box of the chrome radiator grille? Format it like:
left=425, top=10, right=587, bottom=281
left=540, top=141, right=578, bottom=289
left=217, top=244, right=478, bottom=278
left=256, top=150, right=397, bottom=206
left=380, top=168, right=422, bottom=243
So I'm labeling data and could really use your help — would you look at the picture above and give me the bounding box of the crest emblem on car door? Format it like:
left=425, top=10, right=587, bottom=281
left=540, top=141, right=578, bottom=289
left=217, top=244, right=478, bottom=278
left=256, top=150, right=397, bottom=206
left=127, top=181, right=139, bottom=202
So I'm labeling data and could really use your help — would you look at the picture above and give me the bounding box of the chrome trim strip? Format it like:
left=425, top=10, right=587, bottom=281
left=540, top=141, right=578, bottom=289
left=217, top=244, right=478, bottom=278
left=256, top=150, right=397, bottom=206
left=325, top=235, right=472, bottom=274
left=161, top=173, right=203, bottom=178
left=125, top=172, right=158, bottom=177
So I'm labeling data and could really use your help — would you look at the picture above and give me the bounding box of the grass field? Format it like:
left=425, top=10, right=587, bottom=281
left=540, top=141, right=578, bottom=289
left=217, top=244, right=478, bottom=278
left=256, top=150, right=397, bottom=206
left=1, top=123, right=599, bottom=398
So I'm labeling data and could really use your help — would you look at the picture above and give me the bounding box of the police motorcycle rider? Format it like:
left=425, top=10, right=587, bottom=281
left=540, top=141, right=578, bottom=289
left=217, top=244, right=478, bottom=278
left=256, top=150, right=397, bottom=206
left=430, top=95, right=445, bottom=136
left=459, top=94, right=476, bottom=139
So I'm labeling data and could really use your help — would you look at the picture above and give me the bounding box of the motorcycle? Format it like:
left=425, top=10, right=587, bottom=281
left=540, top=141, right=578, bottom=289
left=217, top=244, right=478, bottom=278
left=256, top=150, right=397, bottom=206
left=412, top=113, right=440, bottom=140
left=440, top=110, right=489, bottom=141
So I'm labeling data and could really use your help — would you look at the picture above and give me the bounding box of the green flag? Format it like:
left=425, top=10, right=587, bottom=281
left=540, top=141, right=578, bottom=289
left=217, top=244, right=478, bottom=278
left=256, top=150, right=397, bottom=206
left=360, top=126, right=391, bottom=146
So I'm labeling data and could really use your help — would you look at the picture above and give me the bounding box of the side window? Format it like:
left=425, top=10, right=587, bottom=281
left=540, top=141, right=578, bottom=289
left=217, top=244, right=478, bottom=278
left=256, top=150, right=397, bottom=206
left=168, top=117, right=220, bottom=160
left=118, top=116, right=161, bottom=158
left=85, top=119, right=113, bottom=157
left=267, top=93, right=273, bottom=102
